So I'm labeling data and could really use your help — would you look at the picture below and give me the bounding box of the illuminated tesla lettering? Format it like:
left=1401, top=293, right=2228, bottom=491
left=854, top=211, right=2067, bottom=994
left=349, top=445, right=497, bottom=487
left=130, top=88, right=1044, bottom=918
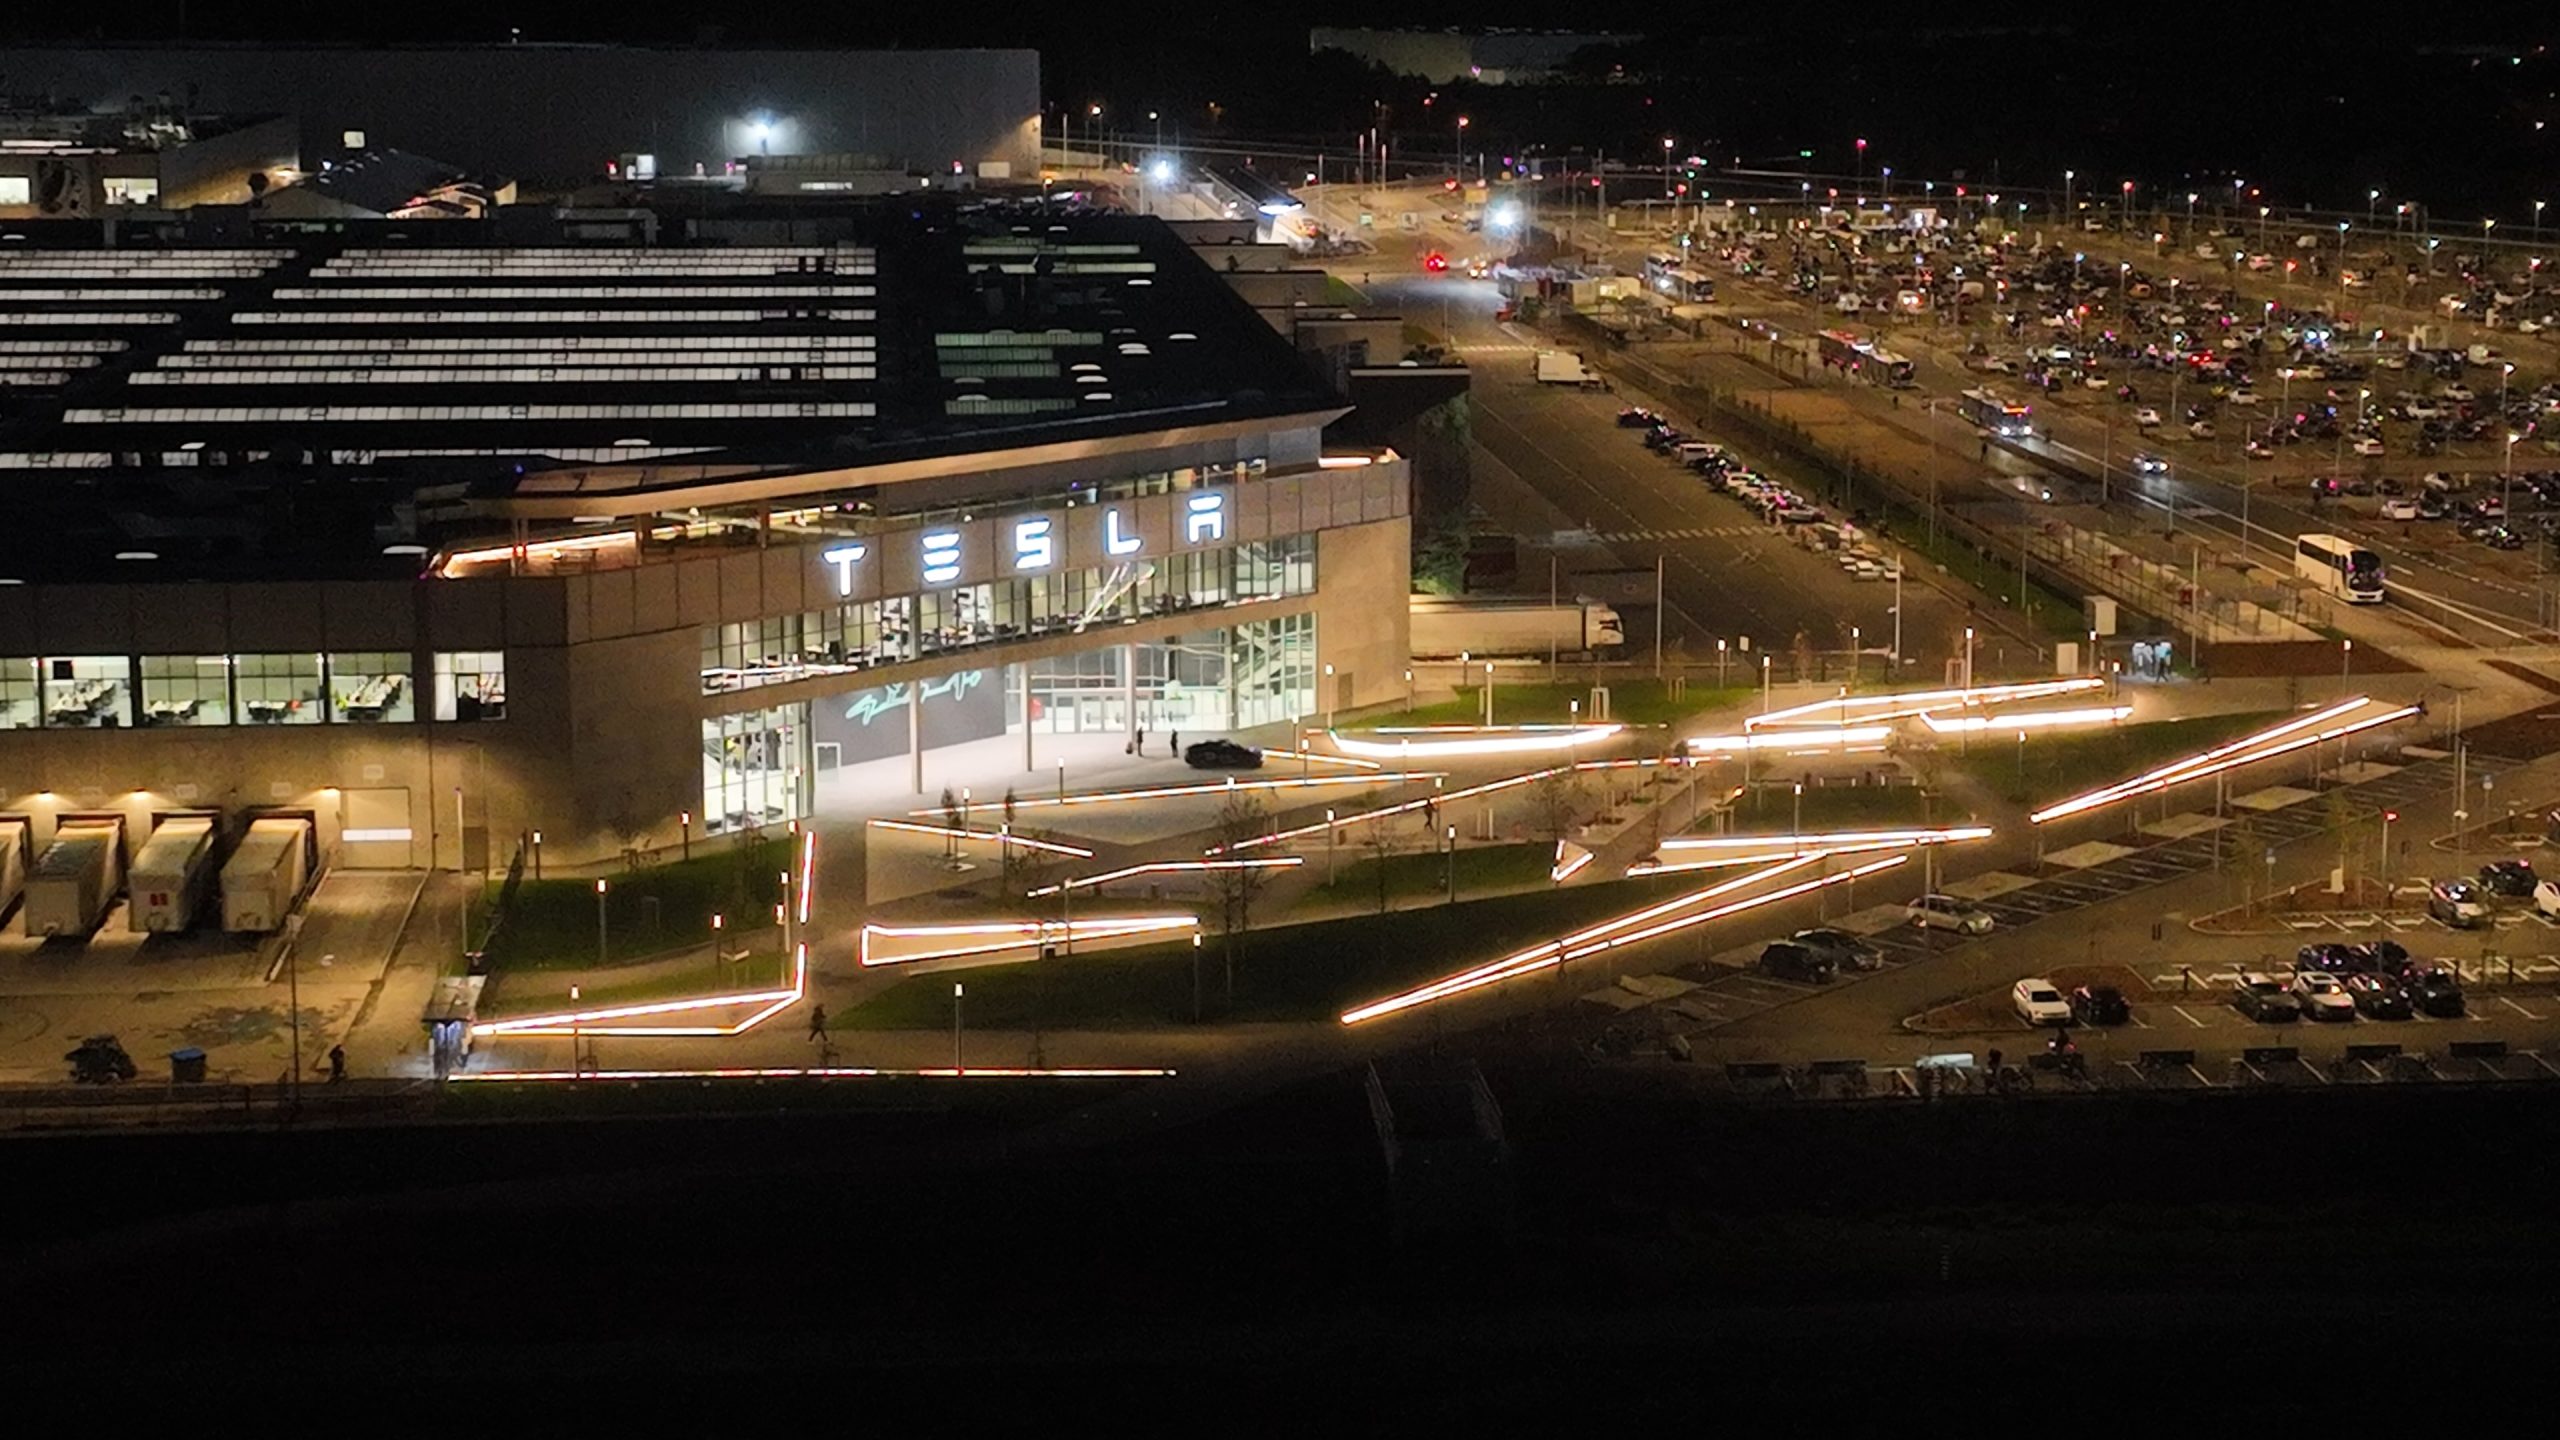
left=1184, top=492, right=1226, bottom=543
left=921, top=530, right=962, bottom=584
left=1104, top=507, right=1142, bottom=556
left=820, top=543, right=868, bottom=596
left=1012, top=517, right=1054, bottom=571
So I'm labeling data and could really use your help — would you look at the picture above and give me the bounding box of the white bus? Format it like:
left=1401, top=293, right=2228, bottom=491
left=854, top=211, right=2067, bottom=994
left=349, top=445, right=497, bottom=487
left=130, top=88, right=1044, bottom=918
left=2295, top=532, right=2384, bottom=603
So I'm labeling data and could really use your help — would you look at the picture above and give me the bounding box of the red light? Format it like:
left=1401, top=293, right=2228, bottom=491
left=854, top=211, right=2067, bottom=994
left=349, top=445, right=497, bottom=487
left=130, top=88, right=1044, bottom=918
left=2385, top=810, right=2399, bottom=822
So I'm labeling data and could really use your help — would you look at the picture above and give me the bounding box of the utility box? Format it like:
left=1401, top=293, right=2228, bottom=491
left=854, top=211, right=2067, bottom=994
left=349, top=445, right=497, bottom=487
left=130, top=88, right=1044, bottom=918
left=2085, top=596, right=2119, bottom=636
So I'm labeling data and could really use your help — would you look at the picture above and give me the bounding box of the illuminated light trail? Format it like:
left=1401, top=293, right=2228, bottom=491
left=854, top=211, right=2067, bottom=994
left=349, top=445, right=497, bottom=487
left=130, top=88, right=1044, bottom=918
left=472, top=829, right=820, bottom=1039
left=912, top=770, right=1417, bottom=817
left=1626, top=840, right=1912, bottom=876
left=1024, top=856, right=1302, bottom=899
left=1627, top=826, right=1990, bottom=877
left=1551, top=840, right=1595, bottom=883
left=1920, top=704, right=2134, bottom=735
left=1341, top=855, right=1906, bottom=1025
left=450, top=1065, right=1178, bottom=1082
left=858, top=914, right=1201, bottom=968
left=1328, top=723, right=1625, bottom=759
left=2030, top=699, right=2421, bottom=824
left=1210, top=764, right=1574, bottom=855
left=866, top=818, right=1093, bottom=858
left=1260, top=746, right=1382, bottom=770
left=1747, top=678, right=2107, bottom=729
left=435, top=528, right=634, bottom=577
left=1683, top=725, right=1895, bottom=754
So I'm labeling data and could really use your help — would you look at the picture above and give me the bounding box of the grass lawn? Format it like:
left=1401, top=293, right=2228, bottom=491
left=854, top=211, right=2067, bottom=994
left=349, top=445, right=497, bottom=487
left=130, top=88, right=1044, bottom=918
left=839, top=873, right=1700, bottom=1030
left=478, top=838, right=791, bottom=970
left=1304, top=840, right=1553, bottom=912
left=1950, top=709, right=2285, bottom=805
left=1353, top=679, right=1755, bottom=729
left=1720, top=784, right=1935, bottom=832
left=479, top=952, right=787, bottom=1018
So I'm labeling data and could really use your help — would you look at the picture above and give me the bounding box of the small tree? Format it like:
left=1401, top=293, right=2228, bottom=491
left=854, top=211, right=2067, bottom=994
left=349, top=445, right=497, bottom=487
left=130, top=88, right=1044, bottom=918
left=1359, top=824, right=1404, bottom=915
left=1527, top=768, right=1587, bottom=856
left=1207, top=792, right=1279, bottom=1010
left=939, top=785, right=964, bottom=865
left=1000, top=787, right=1021, bottom=888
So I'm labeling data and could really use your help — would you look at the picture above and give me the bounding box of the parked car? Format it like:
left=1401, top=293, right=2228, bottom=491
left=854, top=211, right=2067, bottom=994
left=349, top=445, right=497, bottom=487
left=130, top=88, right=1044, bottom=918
left=2133, top=451, right=2169, bottom=475
left=1616, top=408, right=1657, bottom=428
left=2406, top=965, right=2467, bottom=1017
left=1906, top=894, right=1995, bottom=935
left=2381, top=497, right=2421, bottom=520
left=1183, top=739, right=1264, bottom=770
left=2290, top=970, right=2357, bottom=1022
left=2012, top=978, right=2073, bottom=1027
left=1790, top=928, right=1884, bottom=972
left=2344, top=973, right=2413, bottom=1020
left=1758, top=941, right=1838, bottom=984
left=2232, top=972, right=2303, bottom=1021
left=2295, top=941, right=2363, bottom=974
left=2532, top=877, right=2560, bottom=919
left=2427, top=878, right=2490, bottom=928
left=2478, top=859, right=2537, bottom=897
left=2134, top=407, right=2163, bottom=428
left=2068, top=984, right=2132, bottom=1026
left=2352, top=437, right=2387, bottom=457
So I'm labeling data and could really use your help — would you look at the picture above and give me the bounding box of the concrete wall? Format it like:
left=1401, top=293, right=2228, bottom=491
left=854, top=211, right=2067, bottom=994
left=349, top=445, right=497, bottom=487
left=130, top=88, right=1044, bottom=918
left=2, top=46, right=1040, bottom=187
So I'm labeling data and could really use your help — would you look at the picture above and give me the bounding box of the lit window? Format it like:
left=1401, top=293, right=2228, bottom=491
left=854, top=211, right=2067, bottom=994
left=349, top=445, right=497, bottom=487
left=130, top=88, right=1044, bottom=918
left=139, top=654, right=232, bottom=726
left=0, top=657, right=39, bottom=729
left=433, top=651, right=507, bottom=721
left=330, top=651, right=415, bottom=723
left=40, top=655, right=131, bottom=728
left=234, top=653, right=324, bottom=725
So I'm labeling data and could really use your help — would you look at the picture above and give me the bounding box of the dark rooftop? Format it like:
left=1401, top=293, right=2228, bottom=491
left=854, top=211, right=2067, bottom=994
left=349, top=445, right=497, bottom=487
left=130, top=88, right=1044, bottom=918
left=0, top=198, right=1340, bottom=582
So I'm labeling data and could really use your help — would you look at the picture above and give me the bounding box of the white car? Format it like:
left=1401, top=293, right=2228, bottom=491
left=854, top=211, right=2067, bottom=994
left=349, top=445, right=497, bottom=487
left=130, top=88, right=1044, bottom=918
left=2189, top=419, right=2217, bottom=439
left=2228, top=387, right=2262, bottom=406
left=2352, top=437, right=2386, bottom=457
left=2440, top=384, right=2475, bottom=403
left=2533, top=878, right=2560, bottom=919
left=2382, top=497, right=2420, bottom=520
left=2134, top=407, right=2163, bottom=428
left=2013, top=978, right=2073, bottom=1027
left=2247, top=254, right=2277, bottom=272
left=2290, top=970, right=2357, bottom=1021
left=1907, top=893, right=1995, bottom=935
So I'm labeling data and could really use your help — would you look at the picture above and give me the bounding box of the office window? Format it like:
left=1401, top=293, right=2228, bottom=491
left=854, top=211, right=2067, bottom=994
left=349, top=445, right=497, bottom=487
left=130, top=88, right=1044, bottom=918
left=102, top=176, right=162, bottom=205
left=330, top=651, right=414, bottom=723
left=0, top=656, right=38, bottom=729
left=703, top=702, right=808, bottom=835
left=433, top=651, right=507, bottom=721
left=139, top=654, right=232, bottom=726
left=42, top=655, right=131, bottom=728
left=235, top=652, right=324, bottom=724
left=0, top=178, right=29, bottom=206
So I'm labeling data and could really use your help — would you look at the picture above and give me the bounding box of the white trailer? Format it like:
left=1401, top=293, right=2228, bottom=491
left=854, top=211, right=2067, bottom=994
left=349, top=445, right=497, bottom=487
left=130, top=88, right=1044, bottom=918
left=1409, top=596, right=1626, bottom=660
left=221, top=816, right=312, bottom=935
left=128, top=815, right=219, bottom=933
left=1534, top=350, right=1601, bottom=387
left=24, top=822, right=122, bottom=938
left=0, top=816, right=26, bottom=921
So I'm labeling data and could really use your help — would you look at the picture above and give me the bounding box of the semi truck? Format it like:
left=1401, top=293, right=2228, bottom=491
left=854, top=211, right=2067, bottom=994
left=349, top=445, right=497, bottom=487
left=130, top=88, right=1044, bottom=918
left=222, top=815, right=312, bottom=935
left=1409, top=596, right=1626, bottom=660
left=128, top=815, right=219, bottom=933
left=24, top=821, right=123, bottom=938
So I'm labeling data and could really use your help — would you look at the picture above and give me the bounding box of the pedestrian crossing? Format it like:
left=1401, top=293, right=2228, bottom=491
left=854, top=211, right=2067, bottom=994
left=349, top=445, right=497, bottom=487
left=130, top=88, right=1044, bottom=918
left=1587, top=525, right=1765, bottom=544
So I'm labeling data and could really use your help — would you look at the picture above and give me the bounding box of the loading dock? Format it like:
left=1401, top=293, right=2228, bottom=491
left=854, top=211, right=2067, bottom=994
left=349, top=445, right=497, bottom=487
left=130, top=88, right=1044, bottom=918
left=25, top=819, right=124, bottom=938
left=128, top=813, right=220, bottom=933
left=221, top=815, right=313, bottom=934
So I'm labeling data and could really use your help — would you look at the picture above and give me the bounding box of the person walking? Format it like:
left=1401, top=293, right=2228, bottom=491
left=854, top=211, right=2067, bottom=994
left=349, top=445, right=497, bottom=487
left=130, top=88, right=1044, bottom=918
left=807, top=1004, right=828, bottom=1043
left=1169, top=729, right=1180, bottom=758
left=1135, top=728, right=1148, bottom=757
left=326, top=1044, right=346, bottom=1083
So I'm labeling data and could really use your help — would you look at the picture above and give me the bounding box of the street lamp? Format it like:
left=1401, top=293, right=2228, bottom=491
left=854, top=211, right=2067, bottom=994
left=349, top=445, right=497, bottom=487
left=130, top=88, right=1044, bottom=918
left=2186, top=191, right=2198, bottom=237
left=952, top=982, right=965, bottom=1071
left=594, top=878, right=608, bottom=966
left=2538, top=200, right=2549, bottom=247
left=1456, top=115, right=1469, bottom=182
left=1963, top=625, right=1976, bottom=690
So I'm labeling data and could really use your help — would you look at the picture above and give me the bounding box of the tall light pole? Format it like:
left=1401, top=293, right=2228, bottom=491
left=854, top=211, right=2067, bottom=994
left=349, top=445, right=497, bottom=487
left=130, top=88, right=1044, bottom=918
left=1455, top=115, right=1469, bottom=183
left=2062, top=168, right=2074, bottom=225
left=1855, top=137, right=1868, bottom=198
left=1963, top=625, right=1976, bottom=690
left=2537, top=200, right=2549, bottom=248
left=2187, top=191, right=2198, bottom=239
left=594, top=878, right=608, bottom=967
left=952, top=982, right=965, bottom=1071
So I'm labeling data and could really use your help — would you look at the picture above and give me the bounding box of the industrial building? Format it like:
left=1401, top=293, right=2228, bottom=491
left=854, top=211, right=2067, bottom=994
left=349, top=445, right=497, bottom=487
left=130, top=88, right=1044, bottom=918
left=0, top=198, right=1413, bottom=874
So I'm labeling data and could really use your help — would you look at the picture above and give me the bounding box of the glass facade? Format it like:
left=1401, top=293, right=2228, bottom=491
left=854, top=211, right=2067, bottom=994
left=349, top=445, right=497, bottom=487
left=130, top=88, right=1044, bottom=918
left=701, top=534, right=1316, bottom=695
left=234, top=653, right=325, bottom=724
left=0, top=657, right=42, bottom=730
left=703, top=702, right=810, bottom=836
left=433, top=651, right=507, bottom=721
left=139, top=654, right=233, bottom=726
left=43, top=656, right=131, bottom=728
left=330, top=651, right=415, bottom=723
left=1009, top=612, right=1316, bottom=737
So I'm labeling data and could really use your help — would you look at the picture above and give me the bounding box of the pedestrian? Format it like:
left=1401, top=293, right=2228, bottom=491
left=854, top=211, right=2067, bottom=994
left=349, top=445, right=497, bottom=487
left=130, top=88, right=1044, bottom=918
left=1170, top=729, right=1180, bottom=757
left=1987, top=1046, right=2004, bottom=1086
left=1136, top=727, right=1148, bottom=756
left=326, top=1044, right=346, bottom=1083
left=808, top=1004, right=828, bottom=1042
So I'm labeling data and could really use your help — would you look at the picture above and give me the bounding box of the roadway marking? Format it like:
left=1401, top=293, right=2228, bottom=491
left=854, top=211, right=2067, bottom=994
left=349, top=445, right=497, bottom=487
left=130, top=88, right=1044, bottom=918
left=2169, top=1005, right=2210, bottom=1028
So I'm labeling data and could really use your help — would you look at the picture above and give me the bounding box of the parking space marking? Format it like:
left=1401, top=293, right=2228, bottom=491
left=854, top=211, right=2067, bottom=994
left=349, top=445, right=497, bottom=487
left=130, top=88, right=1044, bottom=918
left=2169, top=1005, right=2209, bottom=1028
left=2500, top=996, right=2544, bottom=1019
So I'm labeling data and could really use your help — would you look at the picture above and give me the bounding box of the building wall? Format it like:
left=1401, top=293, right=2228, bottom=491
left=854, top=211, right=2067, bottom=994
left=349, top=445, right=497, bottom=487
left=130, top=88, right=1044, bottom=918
left=158, top=115, right=302, bottom=208
left=0, top=456, right=1412, bottom=870
left=2, top=46, right=1040, bottom=186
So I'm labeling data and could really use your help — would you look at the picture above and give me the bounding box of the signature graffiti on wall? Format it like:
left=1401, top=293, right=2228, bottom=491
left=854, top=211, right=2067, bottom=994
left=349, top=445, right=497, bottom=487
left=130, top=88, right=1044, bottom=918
left=840, top=669, right=989, bottom=728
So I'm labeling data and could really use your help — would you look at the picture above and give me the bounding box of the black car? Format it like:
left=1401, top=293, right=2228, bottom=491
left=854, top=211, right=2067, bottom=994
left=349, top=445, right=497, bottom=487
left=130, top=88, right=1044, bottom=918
left=2295, top=941, right=2362, bottom=974
left=1616, top=407, right=1657, bottom=428
left=1643, top=427, right=1685, bottom=452
left=2480, top=858, right=2538, bottom=897
left=2068, top=984, right=2132, bottom=1026
left=2406, top=966, right=2467, bottom=1017
left=2367, top=939, right=2412, bottom=977
left=2232, top=974, right=2303, bottom=1022
left=1758, top=942, right=1837, bottom=984
left=2343, top=973, right=2413, bottom=1020
left=1183, top=739, right=1264, bottom=770
left=1789, top=927, right=1883, bottom=972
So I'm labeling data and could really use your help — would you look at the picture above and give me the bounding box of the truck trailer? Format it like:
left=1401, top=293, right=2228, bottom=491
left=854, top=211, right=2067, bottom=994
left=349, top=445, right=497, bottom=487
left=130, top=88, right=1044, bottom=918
left=221, top=816, right=312, bottom=935
left=128, top=815, right=219, bottom=933
left=1408, top=596, right=1626, bottom=660
left=24, top=822, right=123, bottom=938
left=0, top=816, right=27, bottom=922
left=1534, top=350, right=1601, bottom=387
